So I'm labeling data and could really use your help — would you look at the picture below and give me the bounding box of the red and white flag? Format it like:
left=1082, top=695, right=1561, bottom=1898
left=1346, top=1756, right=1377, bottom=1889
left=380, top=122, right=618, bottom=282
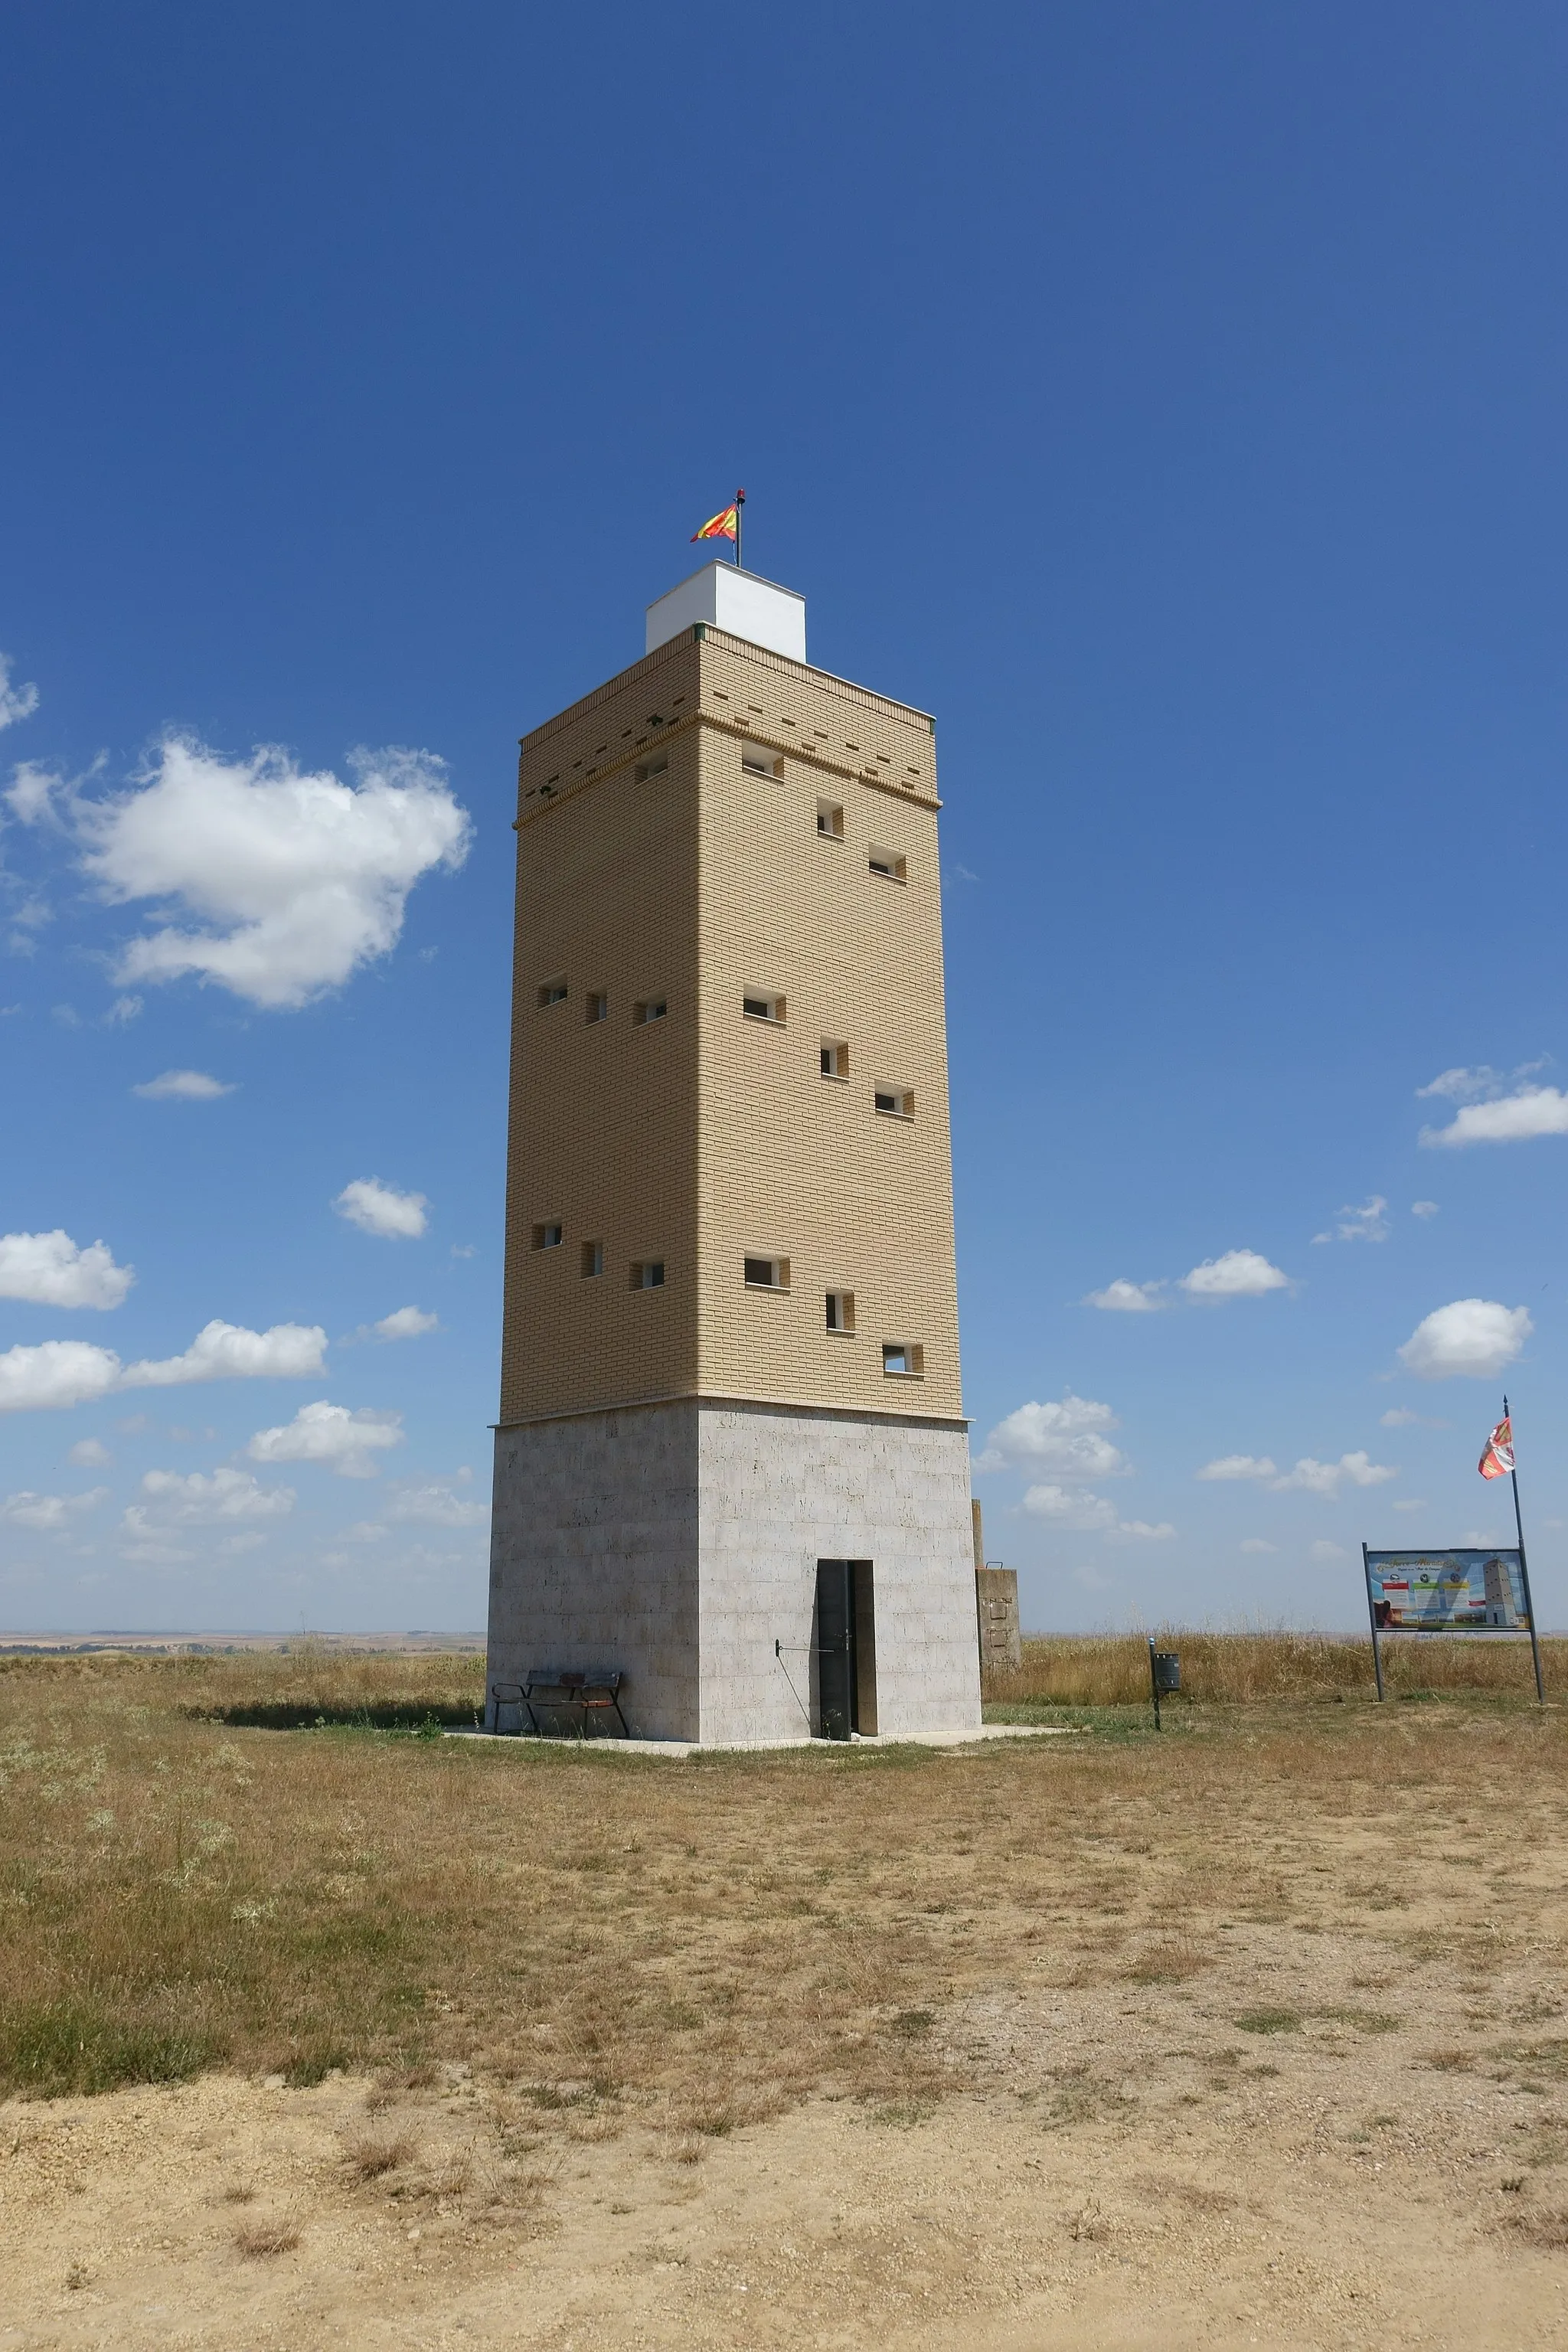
left=1478, top=1415, right=1514, bottom=1481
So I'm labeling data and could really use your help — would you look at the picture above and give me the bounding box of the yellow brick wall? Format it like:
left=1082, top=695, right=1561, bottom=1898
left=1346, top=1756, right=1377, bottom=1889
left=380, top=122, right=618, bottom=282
left=498, top=627, right=962, bottom=1426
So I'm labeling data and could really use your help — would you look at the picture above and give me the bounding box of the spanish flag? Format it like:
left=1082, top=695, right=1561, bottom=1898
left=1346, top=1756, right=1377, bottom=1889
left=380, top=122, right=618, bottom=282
left=691, top=503, right=739, bottom=544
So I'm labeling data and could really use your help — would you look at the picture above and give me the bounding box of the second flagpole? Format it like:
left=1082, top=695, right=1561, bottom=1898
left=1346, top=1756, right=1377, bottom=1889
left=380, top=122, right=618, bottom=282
left=1505, top=1393, right=1547, bottom=1704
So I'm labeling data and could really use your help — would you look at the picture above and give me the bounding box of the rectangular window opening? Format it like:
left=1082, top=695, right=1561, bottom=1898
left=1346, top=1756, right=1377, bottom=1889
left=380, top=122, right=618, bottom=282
left=820, top=1039, right=848, bottom=1080
left=882, top=1341, right=924, bottom=1378
left=874, top=1084, right=914, bottom=1119
left=867, top=847, right=908, bottom=883
left=634, top=753, right=668, bottom=783
left=825, top=1290, right=855, bottom=1334
left=585, top=990, right=608, bottom=1024
left=744, top=1256, right=789, bottom=1291
left=741, top=742, right=783, bottom=779
left=633, top=996, right=668, bottom=1025
left=743, top=991, right=786, bottom=1024
left=630, top=1259, right=666, bottom=1290
left=816, top=800, right=844, bottom=839
left=580, top=1240, right=604, bottom=1279
left=531, top=1221, right=564, bottom=1251
left=537, top=975, right=568, bottom=1008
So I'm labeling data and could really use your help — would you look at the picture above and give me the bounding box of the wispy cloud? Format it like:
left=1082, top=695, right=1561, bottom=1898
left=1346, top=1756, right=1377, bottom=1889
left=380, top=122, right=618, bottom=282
left=1196, top=1455, right=1278, bottom=1482
left=1312, top=1196, right=1389, bottom=1246
left=132, top=1070, right=235, bottom=1100
left=0, top=655, right=39, bottom=733
left=1021, top=1483, right=1172, bottom=1538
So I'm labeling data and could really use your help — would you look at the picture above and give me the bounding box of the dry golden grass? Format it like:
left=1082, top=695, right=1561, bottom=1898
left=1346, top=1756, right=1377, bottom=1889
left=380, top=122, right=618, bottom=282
left=985, top=1626, right=1561, bottom=1707
left=2, top=1641, right=1564, bottom=2153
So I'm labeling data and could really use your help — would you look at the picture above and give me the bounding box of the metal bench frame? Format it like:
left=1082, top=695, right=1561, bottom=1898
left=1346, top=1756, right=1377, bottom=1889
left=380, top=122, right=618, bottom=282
left=489, top=1669, right=629, bottom=1739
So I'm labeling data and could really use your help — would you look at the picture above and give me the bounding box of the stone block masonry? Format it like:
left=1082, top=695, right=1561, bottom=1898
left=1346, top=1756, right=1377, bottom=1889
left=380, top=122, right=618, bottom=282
left=487, top=1400, right=981, bottom=1746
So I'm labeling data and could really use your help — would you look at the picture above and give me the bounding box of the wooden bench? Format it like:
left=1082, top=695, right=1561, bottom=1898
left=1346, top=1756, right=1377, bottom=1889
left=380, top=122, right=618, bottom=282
left=489, top=1670, right=629, bottom=1740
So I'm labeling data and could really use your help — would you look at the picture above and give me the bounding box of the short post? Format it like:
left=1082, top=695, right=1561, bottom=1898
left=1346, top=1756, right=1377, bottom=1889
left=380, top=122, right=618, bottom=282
left=1361, top=1544, right=1386, bottom=1701
left=1147, top=1638, right=1180, bottom=1729
left=1148, top=1635, right=1160, bottom=1730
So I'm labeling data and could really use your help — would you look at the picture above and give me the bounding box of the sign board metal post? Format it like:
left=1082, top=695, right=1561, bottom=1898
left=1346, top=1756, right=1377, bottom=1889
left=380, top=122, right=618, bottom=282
left=1362, top=1543, right=1386, bottom=1701
left=1148, top=1637, right=1180, bottom=1730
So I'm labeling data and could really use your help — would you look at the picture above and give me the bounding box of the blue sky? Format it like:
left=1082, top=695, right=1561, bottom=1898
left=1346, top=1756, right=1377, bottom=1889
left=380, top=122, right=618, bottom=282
left=2, top=2, right=1565, bottom=1635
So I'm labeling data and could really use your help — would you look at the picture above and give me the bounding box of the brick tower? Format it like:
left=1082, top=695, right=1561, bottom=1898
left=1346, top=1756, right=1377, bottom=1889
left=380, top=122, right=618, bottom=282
left=485, top=564, right=981, bottom=1743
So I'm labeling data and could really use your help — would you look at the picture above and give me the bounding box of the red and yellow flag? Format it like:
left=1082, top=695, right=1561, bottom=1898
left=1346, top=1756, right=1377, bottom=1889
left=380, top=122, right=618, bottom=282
left=691, top=504, right=739, bottom=544
left=1479, top=1415, right=1514, bottom=1481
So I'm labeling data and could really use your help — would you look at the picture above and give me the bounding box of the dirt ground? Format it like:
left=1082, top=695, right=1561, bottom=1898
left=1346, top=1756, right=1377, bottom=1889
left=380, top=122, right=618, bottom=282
left=6, top=1711, right=1568, bottom=2350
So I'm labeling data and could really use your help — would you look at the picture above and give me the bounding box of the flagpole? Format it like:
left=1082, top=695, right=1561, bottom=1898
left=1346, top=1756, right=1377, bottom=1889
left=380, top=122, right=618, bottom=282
left=1504, top=1393, right=1547, bottom=1704
left=734, top=488, right=745, bottom=570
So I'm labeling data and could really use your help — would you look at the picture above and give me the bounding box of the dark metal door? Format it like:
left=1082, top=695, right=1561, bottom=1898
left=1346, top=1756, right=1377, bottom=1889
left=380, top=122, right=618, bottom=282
left=814, top=1560, right=856, bottom=1740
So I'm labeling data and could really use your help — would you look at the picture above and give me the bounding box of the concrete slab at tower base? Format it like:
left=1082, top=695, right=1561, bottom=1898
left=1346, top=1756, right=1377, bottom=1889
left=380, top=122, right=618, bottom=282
left=485, top=1396, right=982, bottom=1746
left=449, top=1723, right=1076, bottom=1758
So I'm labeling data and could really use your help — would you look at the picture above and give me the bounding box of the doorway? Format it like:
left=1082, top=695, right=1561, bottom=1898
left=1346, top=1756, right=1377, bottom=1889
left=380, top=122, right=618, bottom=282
left=813, top=1560, right=877, bottom=1740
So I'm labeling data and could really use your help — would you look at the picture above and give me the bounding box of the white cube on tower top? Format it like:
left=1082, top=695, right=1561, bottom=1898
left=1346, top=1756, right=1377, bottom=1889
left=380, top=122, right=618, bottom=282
left=645, top=561, right=807, bottom=662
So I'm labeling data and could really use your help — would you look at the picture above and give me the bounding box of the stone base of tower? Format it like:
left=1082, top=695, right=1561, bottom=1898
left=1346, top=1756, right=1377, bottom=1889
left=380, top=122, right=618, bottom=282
left=485, top=1398, right=982, bottom=1746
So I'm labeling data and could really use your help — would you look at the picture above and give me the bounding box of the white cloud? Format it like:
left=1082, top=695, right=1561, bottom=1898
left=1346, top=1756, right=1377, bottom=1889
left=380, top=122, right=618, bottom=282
left=0, top=1486, right=108, bottom=1530
left=1312, top=1196, right=1389, bottom=1246
left=1021, top=1482, right=1117, bottom=1528
left=1084, top=1279, right=1165, bottom=1312
left=132, top=1070, right=235, bottom=1100
left=247, top=1400, right=404, bottom=1478
left=220, top=1531, right=267, bottom=1555
left=1392, top=1498, right=1427, bottom=1514
left=121, top=1319, right=327, bottom=1388
left=68, top=1437, right=111, bottom=1466
left=106, top=995, right=143, bottom=1026
left=0, top=1318, right=325, bottom=1412
left=132, top=1467, right=295, bottom=1523
left=5, top=760, right=70, bottom=826
left=1380, top=1407, right=1446, bottom=1429
left=1178, top=1250, right=1289, bottom=1300
left=1420, top=1086, right=1568, bottom=1149
left=386, top=1482, right=488, bottom=1528
left=1309, top=1540, right=1349, bottom=1562
left=335, top=1178, right=428, bottom=1240
left=0, top=655, right=39, bottom=733
left=1196, top=1454, right=1277, bottom=1482
left=0, top=1230, right=133, bottom=1309
left=0, top=1341, right=122, bottom=1412
left=1412, top=1200, right=1439, bottom=1219
left=973, top=1395, right=1125, bottom=1480
left=1272, top=1451, right=1397, bottom=1497
left=67, top=736, right=469, bottom=1011
left=1239, top=1538, right=1277, bottom=1555
left=1398, top=1298, right=1532, bottom=1381
left=372, top=1305, right=438, bottom=1341
left=1021, top=1483, right=1170, bottom=1537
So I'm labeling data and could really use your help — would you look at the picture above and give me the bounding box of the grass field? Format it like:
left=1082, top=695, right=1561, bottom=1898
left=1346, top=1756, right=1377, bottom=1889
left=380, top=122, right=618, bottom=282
left=4, top=1641, right=1566, bottom=2346
left=0, top=1635, right=1560, bottom=2107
